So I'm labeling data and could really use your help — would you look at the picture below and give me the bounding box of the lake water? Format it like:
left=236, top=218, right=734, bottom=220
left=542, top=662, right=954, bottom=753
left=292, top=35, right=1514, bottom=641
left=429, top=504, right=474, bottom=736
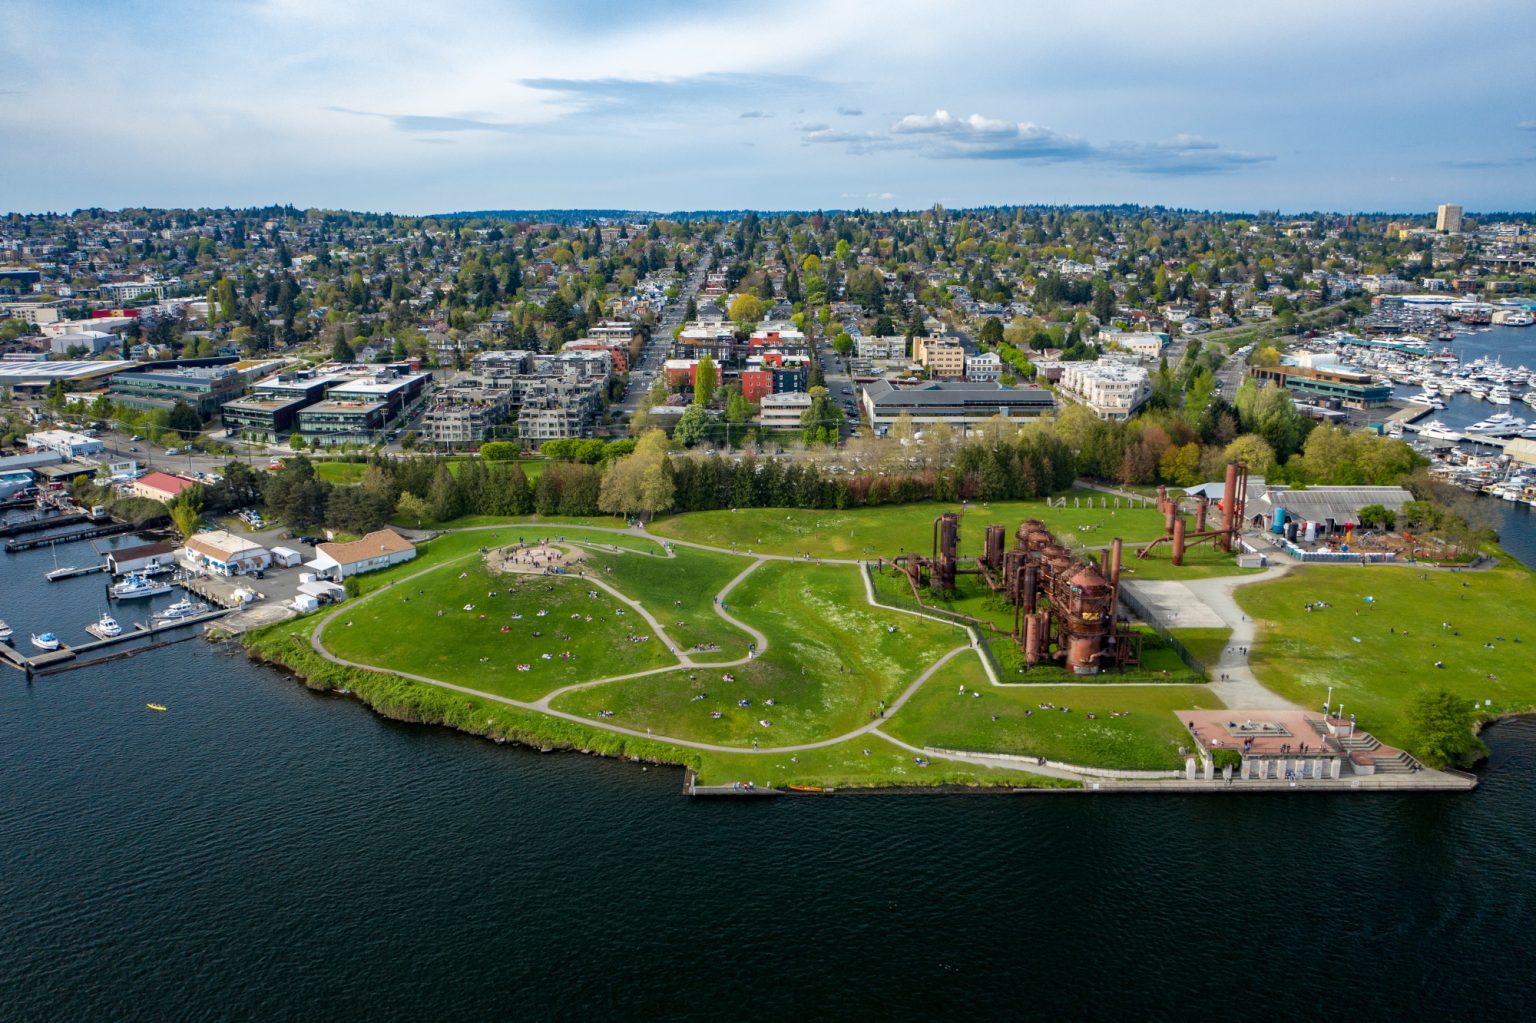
left=4, top=464, right=1536, bottom=1019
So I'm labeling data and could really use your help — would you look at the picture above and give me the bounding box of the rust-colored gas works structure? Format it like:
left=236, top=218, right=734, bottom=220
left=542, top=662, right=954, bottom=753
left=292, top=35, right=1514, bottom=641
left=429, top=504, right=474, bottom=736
left=977, top=521, right=1142, bottom=675
left=1137, top=462, right=1249, bottom=565
left=895, top=511, right=1141, bottom=676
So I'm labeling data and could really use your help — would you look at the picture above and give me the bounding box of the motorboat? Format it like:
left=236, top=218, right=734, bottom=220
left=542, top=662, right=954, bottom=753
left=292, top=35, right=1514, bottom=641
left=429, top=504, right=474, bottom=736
left=1465, top=412, right=1528, bottom=437
left=111, top=573, right=173, bottom=599
left=1490, top=384, right=1512, bottom=405
left=31, top=632, right=61, bottom=651
left=153, top=599, right=208, bottom=622
left=1417, top=420, right=1462, bottom=442
left=146, top=703, right=168, bottom=712
left=0, top=619, right=11, bottom=643
left=93, top=613, right=122, bottom=637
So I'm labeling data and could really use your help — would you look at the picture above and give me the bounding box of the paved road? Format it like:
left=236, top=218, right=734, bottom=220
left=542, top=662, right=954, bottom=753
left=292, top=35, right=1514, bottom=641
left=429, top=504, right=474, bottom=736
left=1181, top=565, right=1301, bottom=709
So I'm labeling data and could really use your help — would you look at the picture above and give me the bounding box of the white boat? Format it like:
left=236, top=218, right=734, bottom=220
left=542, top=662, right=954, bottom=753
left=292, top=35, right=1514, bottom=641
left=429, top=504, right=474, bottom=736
left=93, top=613, right=122, bottom=637
left=111, top=573, right=173, bottom=600
left=153, top=599, right=208, bottom=622
left=1417, top=420, right=1462, bottom=442
left=1490, top=384, right=1513, bottom=405
left=1493, top=310, right=1534, bottom=327
left=1403, top=393, right=1439, bottom=405
left=31, top=632, right=61, bottom=651
left=1465, top=412, right=1528, bottom=437
left=0, top=619, right=11, bottom=642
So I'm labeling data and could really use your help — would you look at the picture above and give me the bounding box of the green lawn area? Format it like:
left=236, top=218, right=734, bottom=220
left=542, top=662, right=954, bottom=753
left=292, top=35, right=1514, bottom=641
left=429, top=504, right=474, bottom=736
left=1236, top=560, right=1536, bottom=751
left=1168, top=627, right=1233, bottom=670
left=551, top=562, right=964, bottom=746
left=1110, top=540, right=1261, bottom=580
left=321, top=559, right=674, bottom=701
left=313, top=461, right=369, bottom=484
left=883, top=651, right=1219, bottom=770
left=692, top=734, right=1075, bottom=790
left=650, top=491, right=1170, bottom=559
left=390, top=511, right=628, bottom=531
left=580, top=545, right=757, bottom=661
left=350, top=524, right=663, bottom=595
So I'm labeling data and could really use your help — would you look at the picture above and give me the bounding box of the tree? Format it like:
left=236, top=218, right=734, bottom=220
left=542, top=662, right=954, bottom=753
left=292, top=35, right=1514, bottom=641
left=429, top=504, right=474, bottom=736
left=480, top=440, right=518, bottom=462
left=396, top=491, right=429, bottom=528
left=693, top=355, right=719, bottom=406
left=1223, top=434, right=1278, bottom=478
left=1356, top=503, right=1395, bottom=530
left=674, top=403, right=710, bottom=447
left=832, top=331, right=853, bottom=359
left=332, top=335, right=355, bottom=362
left=598, top=429, right=674, bottom=518
left=978, top=316, right=1004, bottom=346
left=166, top=486, right=204, bottom=540
left=1401, top=688, right=1486, bottom=769
left=167, top=400, right=201, bottom=439
left=728, top=294, right=766, bottom=331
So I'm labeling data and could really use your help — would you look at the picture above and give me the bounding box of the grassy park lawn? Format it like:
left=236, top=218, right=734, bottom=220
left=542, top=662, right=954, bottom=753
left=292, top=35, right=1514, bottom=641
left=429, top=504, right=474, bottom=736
left=551, top=563, right=963, bottom=746
left=313, top=461, right=369, bottom=484
left=1168, top=627, right=1233, bottom=670
left=1110, top=541, right=1261, bottom=580
left=322, top=561, right=674, bottom=701
left=1236, top=561, right=1536, bottom=749
left=351, top=525, right=663, bottom=595
left=391, top=510, right=628, bottom=531
left=691, top=734, right=1075, bottom=790
left=581, top=545, right=757, bottom=661
left=650, top=492, right=1170, bottom=560
left=883, top=653, right=1219, bottom=770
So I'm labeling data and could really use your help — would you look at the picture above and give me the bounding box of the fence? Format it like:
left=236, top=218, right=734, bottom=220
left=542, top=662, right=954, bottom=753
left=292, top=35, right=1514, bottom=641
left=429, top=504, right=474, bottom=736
left=1114, top=584, right=1209, bottom=675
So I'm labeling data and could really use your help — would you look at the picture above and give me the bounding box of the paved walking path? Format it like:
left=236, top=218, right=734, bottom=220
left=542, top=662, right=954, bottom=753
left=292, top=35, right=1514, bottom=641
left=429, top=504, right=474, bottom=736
left=1181, top=565, right=1301, bottom=709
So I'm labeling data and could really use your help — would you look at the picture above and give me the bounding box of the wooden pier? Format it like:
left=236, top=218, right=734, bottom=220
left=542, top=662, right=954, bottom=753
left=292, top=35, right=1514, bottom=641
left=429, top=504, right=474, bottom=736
left=0, top=607, right=231, bottom=678
left=47, top=562, right=110, bottom=581
left=6, top=522, right=139, bottom=553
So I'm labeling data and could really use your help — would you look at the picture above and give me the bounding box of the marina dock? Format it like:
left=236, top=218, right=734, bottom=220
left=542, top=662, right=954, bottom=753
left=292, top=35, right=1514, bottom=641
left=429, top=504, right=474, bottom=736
left=5, top=522, right=140, bottom=553
left=0, top=607, right=232, bottom=678
left=47, top=562, right=110, bottom=581
left=0, top=512, right=87, bottom=538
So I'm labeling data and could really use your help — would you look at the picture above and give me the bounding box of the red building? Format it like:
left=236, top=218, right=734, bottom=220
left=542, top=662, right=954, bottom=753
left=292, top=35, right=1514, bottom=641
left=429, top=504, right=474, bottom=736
left=741, top=369, right=773, bottom=402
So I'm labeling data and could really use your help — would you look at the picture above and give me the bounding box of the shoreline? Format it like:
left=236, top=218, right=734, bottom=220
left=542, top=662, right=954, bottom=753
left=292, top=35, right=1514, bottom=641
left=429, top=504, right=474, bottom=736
left=235, top=624, right=1482, bottom=797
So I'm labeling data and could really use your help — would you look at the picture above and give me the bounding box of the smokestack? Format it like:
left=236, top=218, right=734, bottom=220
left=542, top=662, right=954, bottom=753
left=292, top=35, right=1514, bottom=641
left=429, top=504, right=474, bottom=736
left=1220, top=462, right=1239, bottom=552
left=1165, top=500, right=1177, bottom=534
left=1195, top=495, right=1209, bottom=533
left=1172, top=517, right=1187, bottom=566
left=1024, top=564, right=1039, bottom=615
left=1109, top=538, right=1123, bottom=591
left=1024, top=613, right=1042, bottom=667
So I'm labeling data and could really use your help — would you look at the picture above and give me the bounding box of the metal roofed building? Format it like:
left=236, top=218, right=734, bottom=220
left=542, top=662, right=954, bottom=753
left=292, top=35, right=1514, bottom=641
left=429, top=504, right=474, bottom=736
left=860, top=378, right=1055, bottom=436
left=0, top=360, right=135, bottom=392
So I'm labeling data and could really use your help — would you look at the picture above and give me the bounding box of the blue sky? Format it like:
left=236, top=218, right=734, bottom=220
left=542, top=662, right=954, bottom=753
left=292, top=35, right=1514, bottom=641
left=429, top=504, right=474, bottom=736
left=1, top=0, right=1533, bottom=214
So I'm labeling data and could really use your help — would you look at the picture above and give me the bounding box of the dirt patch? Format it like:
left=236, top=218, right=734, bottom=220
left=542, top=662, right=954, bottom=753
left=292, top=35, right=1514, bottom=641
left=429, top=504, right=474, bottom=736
left=485, top=543, right=587, bottom=577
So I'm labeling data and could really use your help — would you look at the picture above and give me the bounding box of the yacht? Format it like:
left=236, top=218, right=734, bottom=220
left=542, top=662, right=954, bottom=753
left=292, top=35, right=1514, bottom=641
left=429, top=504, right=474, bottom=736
left=1465, top=412, right=1528, bottom=437
left=111, top=573, right=173, bottom=600
left=1493, top=309, right=1534, bottom=327
left=0, top=619, right=12, bottom=643
left=153, top=599, right=208, bottom=622
left=1417, top=420, right=1462, bottom=442
left=1490, top=384, right=1513, bottom=405
left=30, top=632, right=61, bottom=651
left=1469, top=382, right=1488, bottom=401
left=93, top=613, right=122, bottom=637
left=1523, top=392, right=1536, bottom=409
left=1403, top=393, right=1442, bottom=407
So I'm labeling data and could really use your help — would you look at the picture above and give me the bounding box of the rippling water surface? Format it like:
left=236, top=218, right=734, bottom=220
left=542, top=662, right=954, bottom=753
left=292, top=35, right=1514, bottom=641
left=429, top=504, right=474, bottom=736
left=3, top=493, right=1535, bottom=1019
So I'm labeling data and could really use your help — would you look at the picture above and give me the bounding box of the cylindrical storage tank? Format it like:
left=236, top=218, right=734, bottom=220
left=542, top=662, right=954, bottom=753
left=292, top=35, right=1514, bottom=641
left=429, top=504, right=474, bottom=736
left=1023, top=564, right=1039, bottom=613
left=1285, top=520, right=1299, bottom=542
left=1024, top=613, right=1042, bottom=666
left=1068, top=634, right=1103, bottom=675
left=1195, top=495, right=1209, bottom=533
left=1272, top=508, right=1287, bottom=534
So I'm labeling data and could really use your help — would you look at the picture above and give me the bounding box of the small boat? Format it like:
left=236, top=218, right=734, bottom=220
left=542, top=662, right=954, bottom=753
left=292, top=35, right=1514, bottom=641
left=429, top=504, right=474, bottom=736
left=111, top=573, right=173, bottom=600
left=31, top=632, right=61, bottom=651
left=787, top=784, right=825, bottom=793
left=153, top=599, right=208, bottom=622
left=146, top=703, right=168, bottom=712
left=0, top=619, right=12, bottom=643
left=93, top=613, right=123, bottom=637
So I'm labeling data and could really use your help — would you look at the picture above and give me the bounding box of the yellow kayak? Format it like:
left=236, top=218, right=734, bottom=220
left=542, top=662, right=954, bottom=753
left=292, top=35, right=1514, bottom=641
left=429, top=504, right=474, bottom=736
left=146, top=703, right=168, bottom=712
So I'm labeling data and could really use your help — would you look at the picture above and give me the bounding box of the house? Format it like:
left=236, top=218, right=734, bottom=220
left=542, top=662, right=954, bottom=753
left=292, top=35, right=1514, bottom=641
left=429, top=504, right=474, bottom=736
left=183, top=529, right=272, bottom=576
left=308, top=528, right=416, bottom=580
left=132, top=471, right=198, bottom=503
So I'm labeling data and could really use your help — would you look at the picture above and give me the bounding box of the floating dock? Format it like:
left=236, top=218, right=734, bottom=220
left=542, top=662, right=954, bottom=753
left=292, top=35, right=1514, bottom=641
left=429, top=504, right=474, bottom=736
left=6, top=522, right=139, bottom=553
left=0, top=513, right=87, bottom=538
left=0, top=607, right=231, bottom=678
left=47, top=563, right=110, bottom=581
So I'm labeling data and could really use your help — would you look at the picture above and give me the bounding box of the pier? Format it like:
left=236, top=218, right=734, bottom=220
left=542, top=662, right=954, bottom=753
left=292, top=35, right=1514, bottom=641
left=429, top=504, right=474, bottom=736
left=47, top=562, right=110, bottom=581
left=0, top=607, right=232, bottom=678
left=5, top=522, right=140, bottom=553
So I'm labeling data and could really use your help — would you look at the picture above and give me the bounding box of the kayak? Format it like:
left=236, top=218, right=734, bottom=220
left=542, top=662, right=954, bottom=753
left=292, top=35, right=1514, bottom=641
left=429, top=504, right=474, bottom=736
left=146, top=703, right=168, bottom=712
